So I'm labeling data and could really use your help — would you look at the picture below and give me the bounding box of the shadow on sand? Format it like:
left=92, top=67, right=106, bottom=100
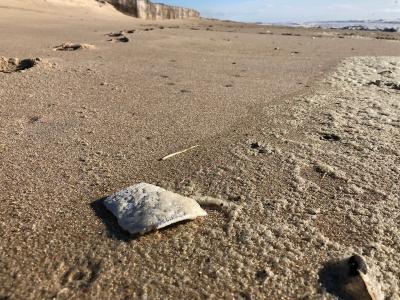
left=318, top=255, right=371, bottom=300
left=90, top=197, right=139, bottom=242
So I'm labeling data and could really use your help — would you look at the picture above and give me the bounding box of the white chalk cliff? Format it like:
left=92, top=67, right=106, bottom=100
left=106, top=0, right=200, bottom=19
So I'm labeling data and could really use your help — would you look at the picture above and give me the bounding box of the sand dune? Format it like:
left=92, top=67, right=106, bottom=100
left=0, top=0, right=120, bottom=16
left=3, top=0, right=106, bottom=8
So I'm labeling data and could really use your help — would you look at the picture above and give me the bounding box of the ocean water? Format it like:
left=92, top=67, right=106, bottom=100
left=269, top=20, right=400, bottom=32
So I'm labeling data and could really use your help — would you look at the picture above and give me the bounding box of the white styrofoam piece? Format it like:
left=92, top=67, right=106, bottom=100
left=104, top=182, right=207, bottom=234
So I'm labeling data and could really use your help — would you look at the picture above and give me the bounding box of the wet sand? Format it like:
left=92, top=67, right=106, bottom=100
left=1, top=1, right=400, bottom=299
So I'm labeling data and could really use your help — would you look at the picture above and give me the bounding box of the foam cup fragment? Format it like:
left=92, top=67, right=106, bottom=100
left=103, top=182, right=207, bottom=234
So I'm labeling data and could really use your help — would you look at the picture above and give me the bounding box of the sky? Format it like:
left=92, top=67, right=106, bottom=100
left=160, top=0, right=400, bottom=23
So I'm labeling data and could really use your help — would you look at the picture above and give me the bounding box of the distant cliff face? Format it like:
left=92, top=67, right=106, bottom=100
left=107, top=0, right=200, bottom=19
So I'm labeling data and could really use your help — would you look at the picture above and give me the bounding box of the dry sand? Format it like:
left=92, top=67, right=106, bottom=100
left=1, top=1, right=400, bottom=299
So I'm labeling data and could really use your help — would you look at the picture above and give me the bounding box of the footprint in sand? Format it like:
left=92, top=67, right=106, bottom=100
left=106, top=30, right=132, bottom=43
left=116, top=36, right=129, bottom=43
left=0, top=57, right=40, bottom=73
left=53, top=43, right=95, bottom=51
left=59, top=257, right=101, bottom=290
left=107, top=31, right=124, bottom=37
left=367, top=79, right=400, bottom=91
left=320, top=133, right=341, bottom=142
left=28, top=116, right=40, bottom=123
left=281, top=33, right=301, bottom=36
left=250, top=141, right=269, bottom=154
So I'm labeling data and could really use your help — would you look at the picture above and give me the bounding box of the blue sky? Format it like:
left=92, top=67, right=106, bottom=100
left=160, top=0, right=400, bottom=23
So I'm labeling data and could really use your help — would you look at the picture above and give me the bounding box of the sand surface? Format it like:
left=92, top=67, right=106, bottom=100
left=1, top=1, right=400, bottom=299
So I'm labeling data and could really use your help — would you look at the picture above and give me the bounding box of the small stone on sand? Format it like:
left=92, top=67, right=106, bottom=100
left=319, top=255, right=384, bottom=300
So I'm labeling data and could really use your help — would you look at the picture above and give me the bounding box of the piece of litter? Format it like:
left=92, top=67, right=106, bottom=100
left=194, top=195, right=235, bottom=209
left=53, top=43, right=95, bottom=51
left=160, top=145, right=199, bottom=161
left=103, top=182, right=207, bottom=235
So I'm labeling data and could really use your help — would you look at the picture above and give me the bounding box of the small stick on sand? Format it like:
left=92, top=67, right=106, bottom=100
left=160, top=145, right=199, bottom=161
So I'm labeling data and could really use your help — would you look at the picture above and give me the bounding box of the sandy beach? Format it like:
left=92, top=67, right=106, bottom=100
left=1, top=1, right=400, bottom=299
